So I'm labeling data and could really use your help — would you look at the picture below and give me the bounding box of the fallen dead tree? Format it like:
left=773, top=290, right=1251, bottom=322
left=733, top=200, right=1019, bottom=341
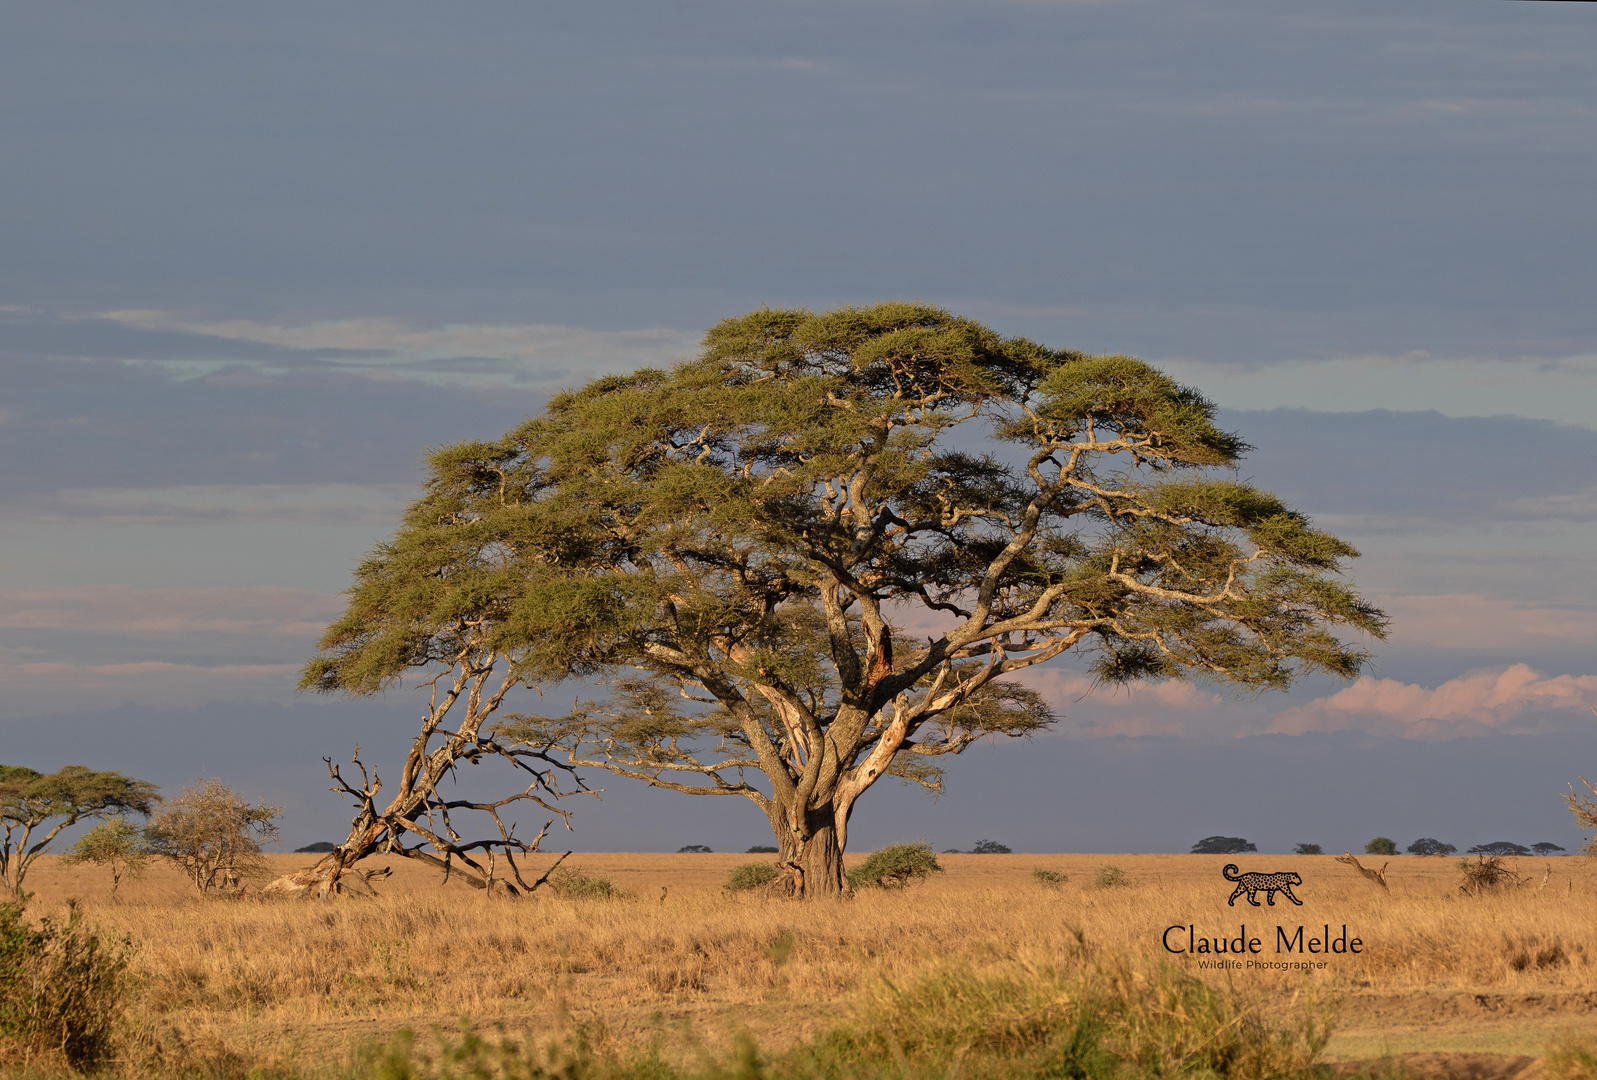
left=1334, top=852, right=1389, bottom=891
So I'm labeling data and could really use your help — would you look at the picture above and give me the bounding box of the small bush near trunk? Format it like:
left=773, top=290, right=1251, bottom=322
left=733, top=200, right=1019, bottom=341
left=847, top=842, right=943, bottom=891
left=725, top=862, right=781, bottom=893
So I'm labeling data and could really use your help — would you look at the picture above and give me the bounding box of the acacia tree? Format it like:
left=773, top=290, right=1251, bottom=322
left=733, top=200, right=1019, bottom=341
left=143, top=778, right=281, bottom=894
left=305, top=302, right=1385, bottom=898
left=1, top=765, right=159, bottom=897
left=60, top=818, right=150, bottom=897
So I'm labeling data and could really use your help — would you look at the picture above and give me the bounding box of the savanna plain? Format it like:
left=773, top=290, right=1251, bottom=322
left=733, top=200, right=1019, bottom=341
left=12, top=851, right=1597, bottom=1079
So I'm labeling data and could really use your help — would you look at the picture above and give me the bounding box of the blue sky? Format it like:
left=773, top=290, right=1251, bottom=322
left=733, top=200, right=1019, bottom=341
left=2, top=2, right=1594, bottom=853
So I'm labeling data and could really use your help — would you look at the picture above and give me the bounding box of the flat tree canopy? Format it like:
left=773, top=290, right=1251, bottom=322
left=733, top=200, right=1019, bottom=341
left=305, top=303, right=1384, bottom=897
left=1406, top=838, right=1456, bottom=856
left=1191, top=836, right=1258, bottom=855
left=1, top=764, right=159, bottom=897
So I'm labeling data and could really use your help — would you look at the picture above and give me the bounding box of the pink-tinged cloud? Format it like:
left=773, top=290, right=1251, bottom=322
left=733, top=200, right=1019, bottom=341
left=1007, top=667, right=1226, bottom=737
left=0, top=584, right=342, bottom=637
left=1269, top=664, right=1597, bottom=739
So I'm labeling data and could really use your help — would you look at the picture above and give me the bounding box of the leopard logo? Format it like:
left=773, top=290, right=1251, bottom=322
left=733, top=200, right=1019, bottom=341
left=1222, top=863, right=1304, bottom=907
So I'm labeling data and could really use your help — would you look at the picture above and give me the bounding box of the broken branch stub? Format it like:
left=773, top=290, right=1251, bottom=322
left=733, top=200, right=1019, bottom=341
left=1334, top=852, right=1389, bottom=890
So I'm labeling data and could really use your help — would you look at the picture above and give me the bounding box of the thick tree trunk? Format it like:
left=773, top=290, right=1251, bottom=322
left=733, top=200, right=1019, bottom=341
left=799, top=818, right=845, bottom=899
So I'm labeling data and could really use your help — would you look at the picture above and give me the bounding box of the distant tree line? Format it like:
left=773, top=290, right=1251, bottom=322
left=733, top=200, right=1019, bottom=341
left=1189, top=835, right=1568, bottom=856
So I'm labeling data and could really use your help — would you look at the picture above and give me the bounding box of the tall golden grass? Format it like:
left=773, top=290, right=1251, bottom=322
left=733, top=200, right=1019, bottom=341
left=18, top=851, right=1597, bottom=1066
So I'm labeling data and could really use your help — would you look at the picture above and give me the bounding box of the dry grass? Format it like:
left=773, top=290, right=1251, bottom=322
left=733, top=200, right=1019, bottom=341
left=18, top=851, right=1597, bottom=1068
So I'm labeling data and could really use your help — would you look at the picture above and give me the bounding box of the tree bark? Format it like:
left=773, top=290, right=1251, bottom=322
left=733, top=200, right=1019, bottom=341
left=798, top=817, right=845, bottom=899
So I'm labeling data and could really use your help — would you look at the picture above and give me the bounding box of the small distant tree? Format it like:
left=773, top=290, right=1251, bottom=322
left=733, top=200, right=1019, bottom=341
left=59, top=818, right=150, bottom=897
left=1406, top=838, right=1455, bottom=856
left=1191, top=836, right=1256, bottom=855
left=746, top=845, right=778, bottom=853
left=1293, top=843, right=1322, bottom=855
left=294, top=842, right=337, bottom=853
left=970, top=839, right=1012, bottom=854
left=142, top=779, right=281, bottom=894
left=677, top=844, right=713, bottom=853
left=1468, top=841, right=1529, bottom=857
left=1364, top=837, right=1398, bottom=856
left=1531, top=842, right=1566, bottom=856
left=1, top=765, right=159, bottom=897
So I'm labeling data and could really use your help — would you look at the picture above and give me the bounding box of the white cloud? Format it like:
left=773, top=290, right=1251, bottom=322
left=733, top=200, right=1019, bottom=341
left=1269, top=664, right=1597, bottom=739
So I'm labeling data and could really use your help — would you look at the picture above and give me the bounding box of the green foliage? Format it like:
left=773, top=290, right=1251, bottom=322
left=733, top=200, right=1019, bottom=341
left=969, top=839, right=1012, bottom=854
left=1, top=765, right=159, bottom=898
left=677, top=845, right=713, bottom=853
left=59, top=818, right=150, bottom=897
left=1093, top=866, right=1131, bottom=889
left=1546, top=1033, right=1597, bottom=1080
left=1364, top=837, right=1399, bottom=856
left=1293, top=843, right=1323, bottom=856
left=337, top=960, right=1332, bottom=1080
left=1190, top=836, right=1256, bottom=855
left=546, top=866, right=623, bottom=900
left=724, top=862, right=781, bottom=893
left=746, top=845, right=778, bottom=854
left=142, top=779, right=281, bottom=895
left=1032, top=868, right=1068, bottom=888
left=847, top=842, right=944, bottom=892
left=0, top=899, right=133, bottom=1072
left=304, top=301, right=1385, bottom=895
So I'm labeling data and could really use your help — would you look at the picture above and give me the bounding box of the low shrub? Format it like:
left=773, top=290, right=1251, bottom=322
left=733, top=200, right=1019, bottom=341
left=1546, top=1034, right=1597, bottom=1080
left=746, top=845, right=778, bottom=853
left=0, top=899, right=133, bottom=1072
left=343, top=958, right=1334, bottom=1080
left=725, top=861, right=781, bottom=893
left=1293, top=843, right=1323, bottom=855
left=545, top=866, right=622, bottom=900
left=1032, top=868, right=1068, bottom=888
left=1457, top=855, right=1526, bottom=896
left=970, top=839, right=1012, bottom=854
left=847, top=842, right=944, bottom=891
left=1093, top=865, right=1131, bottom=889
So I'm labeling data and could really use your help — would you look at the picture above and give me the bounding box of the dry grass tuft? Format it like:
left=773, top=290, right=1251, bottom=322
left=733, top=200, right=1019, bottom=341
left=10, top=850, right=1597, bottom=1073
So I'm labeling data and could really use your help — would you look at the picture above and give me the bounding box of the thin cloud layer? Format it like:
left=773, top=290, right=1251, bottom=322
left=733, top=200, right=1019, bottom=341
left=1270, top=664, right=1597, bottom=739
left=0, top=652, right=300, bottom=717
left=1376, top=594, right=1597, bottom=651
left=0, top=584, right=341, bottom=637
left=99, top=311, right=699, bottom=384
